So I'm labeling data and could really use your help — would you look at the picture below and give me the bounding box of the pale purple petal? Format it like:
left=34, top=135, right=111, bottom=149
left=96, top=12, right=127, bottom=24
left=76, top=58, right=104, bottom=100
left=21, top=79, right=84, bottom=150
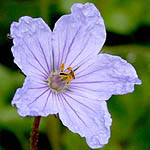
left=12, top=77, right=58, bottom=117
left=70, top=54, right=141, bottom=100
left=52, top=3, right=106, bottom=71
left=58, top=92, right=112, bottom=149
left=10, top=16, right=53, bottom=80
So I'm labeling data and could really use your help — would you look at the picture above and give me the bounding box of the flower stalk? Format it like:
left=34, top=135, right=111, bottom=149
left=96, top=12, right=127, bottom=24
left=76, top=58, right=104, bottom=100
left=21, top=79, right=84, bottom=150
left=30, top=116, right=41, bottom=150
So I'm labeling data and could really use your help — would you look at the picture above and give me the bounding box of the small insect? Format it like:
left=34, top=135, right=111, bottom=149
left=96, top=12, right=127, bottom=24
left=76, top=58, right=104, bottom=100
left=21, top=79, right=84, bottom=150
left=59, top=63, right=75, bottom=84
left=7, top=33, right=13, bottom=40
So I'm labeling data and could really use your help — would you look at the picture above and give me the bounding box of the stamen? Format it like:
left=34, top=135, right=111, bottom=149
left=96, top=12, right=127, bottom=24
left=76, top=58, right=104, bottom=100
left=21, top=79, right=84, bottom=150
left=60, top=63, right=65, bottom=72
left=67, top=67, right=72, bottom=71
left=67, top=67, right=75, bottom=79
left=59, top=63, right=75, bottom=84
left=60, top=72, right=69, bottom=78
left=66, top=74, right=72, bottom=84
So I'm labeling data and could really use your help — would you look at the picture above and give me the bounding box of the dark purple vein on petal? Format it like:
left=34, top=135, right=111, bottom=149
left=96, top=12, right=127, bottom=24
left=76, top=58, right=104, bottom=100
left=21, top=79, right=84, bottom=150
left=51, top=46, right=55, bottom=72
left=74, top=57, right=94, bottom=76
left=76, top=68, right=104, bottom=79
left=71, top=81, right=117, bottom=84
left=29, top=86, right=49, bottom=90
left=33, top=81, right=48, bottom=86
left=57, top=34, right=61, bottom=70
left=64, top=25, right=81, bottom=64
left=60, top=26, right=69, bottom=68
left=71, top=53, right=92, bottom=72
left=61, top=94, right=88, bottom=128
left=36, top=38, right=51, bottom=74
left=68, top=34, right=90, bottom=67
left=58, top=94, right=76, bottom=128
left=69, top=86, right=112, bottom=100
left=28, top=88, right=49, bottom=106
left=23, top=39, right=49, bottom=75
left=70, top=85, right=107, bottom=93
left=66, top=89, right=99, bottom=101
left=63, top=92, right=101, bottom=129
left=28, top=34, right=51, bottom=74
left=63, top=93, right=97, bottom=114
left=51, top=92, right=55, bottom=113
left=42, top=90, right=52, bottom=111
left=47, top=38, right=53, bottom=72
left=28, top=61, right=47, bottom=78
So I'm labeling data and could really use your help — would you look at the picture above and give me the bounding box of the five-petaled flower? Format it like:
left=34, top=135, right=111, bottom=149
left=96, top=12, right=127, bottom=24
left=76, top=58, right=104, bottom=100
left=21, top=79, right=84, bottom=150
left=10, top=3, right=141, bottom=149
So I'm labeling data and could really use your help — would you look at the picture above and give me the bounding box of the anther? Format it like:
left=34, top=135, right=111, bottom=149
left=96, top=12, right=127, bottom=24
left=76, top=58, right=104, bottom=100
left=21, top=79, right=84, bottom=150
left=60, top=63, right=65, bottom=72
left=59, top=63, right=76, bottom=84
left=67, top=67, right=75, bottom=79
left=67, top=67, right=72, bottom=71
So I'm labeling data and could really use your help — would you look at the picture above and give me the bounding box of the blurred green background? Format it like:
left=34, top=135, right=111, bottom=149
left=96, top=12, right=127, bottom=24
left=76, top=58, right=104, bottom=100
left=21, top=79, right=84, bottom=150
left=0, top=0, right=149, bottom=150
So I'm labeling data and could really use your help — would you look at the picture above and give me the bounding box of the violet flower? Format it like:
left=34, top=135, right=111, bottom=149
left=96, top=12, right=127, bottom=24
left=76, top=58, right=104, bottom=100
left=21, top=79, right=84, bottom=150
left=10, top=3, right=141, bottom=149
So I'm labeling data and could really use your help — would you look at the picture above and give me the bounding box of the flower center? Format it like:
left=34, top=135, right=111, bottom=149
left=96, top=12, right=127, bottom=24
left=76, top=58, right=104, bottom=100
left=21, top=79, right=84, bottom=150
left=46, top=63, right=75, bottom=93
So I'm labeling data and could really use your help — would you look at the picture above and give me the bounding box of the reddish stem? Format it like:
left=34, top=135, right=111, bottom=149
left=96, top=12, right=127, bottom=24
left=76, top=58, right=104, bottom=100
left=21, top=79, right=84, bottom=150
left=30, top=116, right=41, bottom=150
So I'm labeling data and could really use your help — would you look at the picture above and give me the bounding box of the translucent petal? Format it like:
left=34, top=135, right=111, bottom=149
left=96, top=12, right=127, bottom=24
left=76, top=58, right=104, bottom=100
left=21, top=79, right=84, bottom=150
left=58, top=92, right=112, bottom=149
left=12, top=77, right=58, bottom=117
left=10, top=16, right=53, bottom=81
left=70, top=54, right=141, bottom=100
left=52, top=3, right=106, bottom=71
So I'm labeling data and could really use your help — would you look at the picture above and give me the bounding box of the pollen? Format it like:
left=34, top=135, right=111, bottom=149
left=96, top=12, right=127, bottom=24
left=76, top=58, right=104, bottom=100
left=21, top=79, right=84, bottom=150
left=59, top=63, right=76, bottom=84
